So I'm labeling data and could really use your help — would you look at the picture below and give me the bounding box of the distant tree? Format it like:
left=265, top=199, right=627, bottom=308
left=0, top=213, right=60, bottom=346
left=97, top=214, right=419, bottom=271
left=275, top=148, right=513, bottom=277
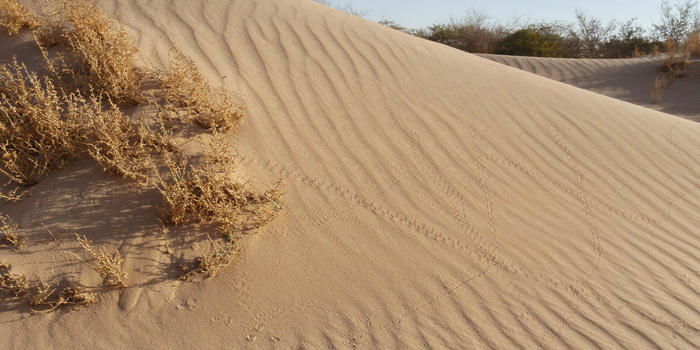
left=573, top=10, right=617, bottom=57
left=496, top=28, right=563, bottom=57
left=602, top=18, right=659, bottom=57
left=400, top=2, right=697, bottom=59
left=412, top=9, right=509, bottom=53
left=653, top=0, right=699, bottom=42
left=530, top=22, right=579, bottom=57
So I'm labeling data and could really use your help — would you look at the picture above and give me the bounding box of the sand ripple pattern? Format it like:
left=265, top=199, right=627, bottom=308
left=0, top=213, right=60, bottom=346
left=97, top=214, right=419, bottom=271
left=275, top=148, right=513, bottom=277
left=10, top=0, right=699, bottom=348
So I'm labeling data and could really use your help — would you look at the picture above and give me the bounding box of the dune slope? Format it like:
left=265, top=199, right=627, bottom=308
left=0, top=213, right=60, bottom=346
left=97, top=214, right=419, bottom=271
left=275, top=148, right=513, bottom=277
left=1, top=0, right=700, bottom=348
left=480, top=53, right=700, bottom=121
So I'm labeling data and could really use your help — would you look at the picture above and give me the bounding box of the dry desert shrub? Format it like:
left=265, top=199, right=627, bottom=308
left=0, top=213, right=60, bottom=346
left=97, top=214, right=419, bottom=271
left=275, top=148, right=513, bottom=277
left=29, top=283, right=96, bottom=311
left=0, top=263, right=29, bottom=297
left=76, top=234, right=128, bottom=288
left=662, top=55, right=690, bottom=79
left=0, top=0, right=36, bottom=36
left=0, top=187, right=20, bottom=202
left=62, top=0, right=141, bottom=104
left=152, top=135, right=283, bottom=236
left=36, top=0, right=142, bottom=104
left=660, top=36, right=697, bottom=78
left=160, top=50, right=247, bottom=131
left=78, top=96, right=154, bottom=181
left=0, top=0, right=283, bottom=290
left=689, top=32, right=700, bottom=56
left=31, top=2, right=65, bottom=47
left=0, top=59, right=78, bottom=186
left=650, top=74, right=669, bottom=103
left=0, top=214, right=25, bottom=251
left=180, top=238, right=239, bottom=280
left=650, top=34, right=698, bottom=102
left=0, top=58, right=165, bottom=185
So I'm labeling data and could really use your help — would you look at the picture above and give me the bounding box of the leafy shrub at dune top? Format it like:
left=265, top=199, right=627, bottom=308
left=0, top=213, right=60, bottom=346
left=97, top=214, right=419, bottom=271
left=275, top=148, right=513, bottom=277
left=410, top=10, right=509, bottom=54
left=496, top=28, right=564, bottom=57
left=380, top=0, right=698, bottom=59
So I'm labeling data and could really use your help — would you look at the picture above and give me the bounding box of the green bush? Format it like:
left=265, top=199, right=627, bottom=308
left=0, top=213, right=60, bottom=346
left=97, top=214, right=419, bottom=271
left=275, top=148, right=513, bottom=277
left=496, top=28, right=564, bottom=57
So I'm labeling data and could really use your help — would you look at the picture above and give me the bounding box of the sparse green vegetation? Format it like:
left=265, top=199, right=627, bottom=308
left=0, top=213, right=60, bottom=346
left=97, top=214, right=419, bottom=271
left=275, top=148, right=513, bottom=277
left=497, top=28, right=564, bottom=57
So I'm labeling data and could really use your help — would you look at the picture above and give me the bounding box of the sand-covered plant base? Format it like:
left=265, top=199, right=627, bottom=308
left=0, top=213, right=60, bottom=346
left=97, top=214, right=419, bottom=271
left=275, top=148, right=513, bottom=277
left=0, top=0, right=283, bottom=312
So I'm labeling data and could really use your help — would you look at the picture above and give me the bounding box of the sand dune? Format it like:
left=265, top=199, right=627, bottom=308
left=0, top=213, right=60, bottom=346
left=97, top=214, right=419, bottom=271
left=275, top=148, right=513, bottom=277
left=480, top=53, right=700, bottom=121
left=1, top=0, right=700, bottom=348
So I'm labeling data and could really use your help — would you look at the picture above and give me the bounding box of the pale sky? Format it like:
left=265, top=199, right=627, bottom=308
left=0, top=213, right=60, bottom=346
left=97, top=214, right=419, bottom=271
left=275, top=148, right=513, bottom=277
left=337, top=0, right=665, bottom=29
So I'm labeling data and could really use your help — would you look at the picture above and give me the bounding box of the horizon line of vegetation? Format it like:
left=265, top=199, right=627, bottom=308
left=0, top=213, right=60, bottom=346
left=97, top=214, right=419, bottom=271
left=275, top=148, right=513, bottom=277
left=320, top=0, right=700, bottom=59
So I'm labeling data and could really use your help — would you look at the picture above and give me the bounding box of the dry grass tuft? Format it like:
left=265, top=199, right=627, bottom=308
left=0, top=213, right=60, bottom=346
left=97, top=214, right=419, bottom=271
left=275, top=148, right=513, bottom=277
left=0, top=0, right=36, bottom=36
left=0, top=58, right=166, bottom=185
left=0, top=263, right=29, bottom=297
left=689, top=33, right=700, bottom=56
left=33, top=0, right=142, bottom=104
left=61, top=0, right=141, bottom=104
left=0, top=214, right=25, bottom=251
left=650, top=35, right=698, bottom=103
left=0, top=59, right=77, bottom=186
left=29, top=283, right=96, bottom=312
left=152, top=135, right=283, bottom=236
left=661, top=57, right=690, bottom=78
left=79, top=96, right=155, bottom=181
left=27, top=282, right=54, bottom=307
left=160, top=50, right=247, bottom=131
left=180, top=238, right=239, bottom=280
left=660, top=38, right=694, bottom=78
left=650, top=74, right=669, bottom=104
left=76, top=234, right=128, bottom=288
left=0, top=189, right=21, bottom=202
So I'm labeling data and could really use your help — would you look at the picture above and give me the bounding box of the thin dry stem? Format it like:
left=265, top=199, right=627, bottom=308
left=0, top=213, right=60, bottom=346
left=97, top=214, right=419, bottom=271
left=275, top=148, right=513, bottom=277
left=0, top=214, right=25, bottom=251
left=152, top=134, right=283, bottom=236
left=29, top=283, right=96, bottom=312
left=650, top=74, right=668, bottom=104
left=0, top=263, right=29, bottom=297
left=76, top=234, right=128, bottom=288
left=160, top=50, right=247, bottom=131
left=0, top=59, right=77, bottom=186
left=180, top=238, right=239, bottom=280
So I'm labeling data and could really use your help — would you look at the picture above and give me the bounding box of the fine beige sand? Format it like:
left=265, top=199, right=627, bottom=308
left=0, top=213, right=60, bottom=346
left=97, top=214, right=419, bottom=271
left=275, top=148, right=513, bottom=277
left=1, top=0, right=700, bottom=348
left=480, top=53, right=700, bottom=121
